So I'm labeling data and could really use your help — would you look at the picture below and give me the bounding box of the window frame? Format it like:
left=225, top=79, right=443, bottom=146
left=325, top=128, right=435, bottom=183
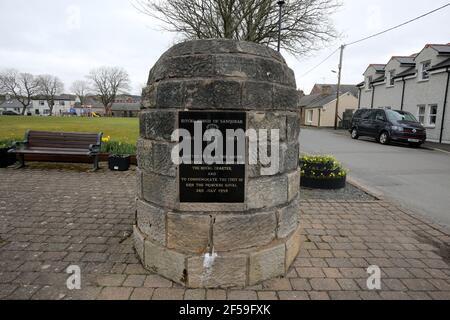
left=428, top=104, right=438, bottom=127
left=388, top=70, right=396, bottom=87
left=417, top=105, right=426, bottom=125
left=420, top=61, right=431, bottom=81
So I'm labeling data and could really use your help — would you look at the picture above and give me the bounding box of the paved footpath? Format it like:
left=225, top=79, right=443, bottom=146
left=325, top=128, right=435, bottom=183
left=0, top=164, right=449, bottom=300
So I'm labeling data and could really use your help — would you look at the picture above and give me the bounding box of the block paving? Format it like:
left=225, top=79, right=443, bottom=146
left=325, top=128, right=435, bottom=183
left=0, top=164, right=449, bottom=300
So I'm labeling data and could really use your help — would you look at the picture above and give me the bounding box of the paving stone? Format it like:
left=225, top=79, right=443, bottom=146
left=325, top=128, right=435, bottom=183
left=184, top=289, right=206, bottom=300
left=144, top=274, right=173, bottom=288
left=96, top=274, right=126, bottom=287
left=123, top=275, right=146, bottom=287
left=98, top=287, right=133, bottom=300
left=152, top=288, right=185, bottom=300
left=130, top=287, right=154, bottom=300
left=308, top=291, right=330, bottom=300
left=206, top=289, right=227, bottom=300
left=290, top=278, right=312, bottom=291
left=257, top=291, right=278, bottom=300
left=278, top=291, right=309, bottom=300
left=228, top=290, right=258, bottom=300
left=310, top=279, right=341, bottom=291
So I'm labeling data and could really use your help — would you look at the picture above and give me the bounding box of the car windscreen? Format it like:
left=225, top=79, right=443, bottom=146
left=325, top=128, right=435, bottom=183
left=386, top=110, right=418, bottom=123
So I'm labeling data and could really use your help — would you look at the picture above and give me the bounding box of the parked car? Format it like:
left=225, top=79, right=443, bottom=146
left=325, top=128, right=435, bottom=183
left=350, top=108, right=426, bottom=147
left=1, top=111, right=20, bottom=116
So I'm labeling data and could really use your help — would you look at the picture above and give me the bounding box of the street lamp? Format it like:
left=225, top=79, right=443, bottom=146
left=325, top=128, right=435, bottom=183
left=277, top=1, right=285, bottom=52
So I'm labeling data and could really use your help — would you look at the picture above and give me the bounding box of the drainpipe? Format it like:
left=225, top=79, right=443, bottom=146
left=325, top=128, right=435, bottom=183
left=370, top=84, right=376, bottom=109
left=400, top=78, right=406, bottom=111
left=358, top=87, right=362, bottom=109
left=439, top=67, right=450, bottom=144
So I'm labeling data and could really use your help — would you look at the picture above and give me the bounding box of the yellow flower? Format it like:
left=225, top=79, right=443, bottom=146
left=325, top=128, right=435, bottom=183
left=102, top=136, right=111, bottom=143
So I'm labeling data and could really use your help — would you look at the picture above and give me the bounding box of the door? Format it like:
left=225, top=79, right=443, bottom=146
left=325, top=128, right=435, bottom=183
left=371, top=110, right=387, bottom=137
left=358, top=110, right=375, bottom=135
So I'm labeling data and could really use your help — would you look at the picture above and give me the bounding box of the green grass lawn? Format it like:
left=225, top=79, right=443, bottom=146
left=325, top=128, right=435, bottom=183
left=0, top=116, right=139, bottom=144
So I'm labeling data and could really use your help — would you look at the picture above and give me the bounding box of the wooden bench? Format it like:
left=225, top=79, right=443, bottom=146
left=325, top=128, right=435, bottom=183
left=9, top=130, right=103, bottom=170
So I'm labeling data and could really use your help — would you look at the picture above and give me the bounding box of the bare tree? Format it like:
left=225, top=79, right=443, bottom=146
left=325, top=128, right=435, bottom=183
left=87, top=67, right=130, bottom=116
left=133, top=0, right=341, bottom=56
left=37, top=75, right=64, bottom=116
left=71, top=80, right=90, bottom=106
left=0, top=69, right=40, bottom=115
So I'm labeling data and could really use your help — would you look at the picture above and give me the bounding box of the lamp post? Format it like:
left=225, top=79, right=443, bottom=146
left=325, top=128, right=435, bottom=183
left=277, top=1, right=285, bottom=52
left=334, top=44, right=345, bottom=130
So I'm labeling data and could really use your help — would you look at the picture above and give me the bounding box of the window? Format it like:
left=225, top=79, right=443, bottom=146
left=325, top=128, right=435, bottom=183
left=388, top=70, right=396, bottom=86
left=43, top=109, right=50, bottom=115
left=428, top=105, right=438, bottom=127
left=417, top=105, right=426, bottom=124
left=39, top=100, right=45, bottom=106
left=307, top=110, right=313, bottom=123
left=420, top=61, right=431, bottom=80
left=60, top=101, right=65, bottom=106
left=35, top=109, right=40, bottom=115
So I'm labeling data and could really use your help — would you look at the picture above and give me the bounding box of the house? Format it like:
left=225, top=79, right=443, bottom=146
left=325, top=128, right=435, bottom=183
left=73, top=94, right=142, bottom=117
left=358, top=43, right=450, bottom=144
left=31, top=94, right=77, bottom=116
left=0, top=99, right=26, bottom=115
left=299, top=84, right=359, bottom=127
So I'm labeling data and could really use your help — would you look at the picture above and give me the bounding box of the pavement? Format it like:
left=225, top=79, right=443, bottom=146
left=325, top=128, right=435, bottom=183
left=1, top=163, right=449, bottom=300
left=300, top=127, right=450, bottom=229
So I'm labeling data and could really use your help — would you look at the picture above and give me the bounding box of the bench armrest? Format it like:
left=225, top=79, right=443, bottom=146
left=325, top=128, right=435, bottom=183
left=89, top=144, right=101, bottom=154
left=11, top=140, right=28, bottom=150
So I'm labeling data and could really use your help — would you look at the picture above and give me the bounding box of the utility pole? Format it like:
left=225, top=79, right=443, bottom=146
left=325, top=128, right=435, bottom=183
left=334, top=44, right=345, bottom=130
left=277, top=1, right=285, bottom=52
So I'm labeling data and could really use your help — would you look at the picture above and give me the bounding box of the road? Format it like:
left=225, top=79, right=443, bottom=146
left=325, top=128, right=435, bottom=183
left=300, top=128, right=450, bottom=228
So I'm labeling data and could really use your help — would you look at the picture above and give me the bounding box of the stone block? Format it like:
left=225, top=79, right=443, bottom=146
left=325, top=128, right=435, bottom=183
left=152, top=141, right=177, bottom=177
left=247, top=175, right=288, bottom=209
left=144, top=240, right=186, bottom=284
left=285, top=225, right=303, bottom=271
left=156, top=81, right=184, bottom=108
left=136, top=168, right=143, bottom=200
left=136, top=138, right=153, bottom=172
left=141, top=85, right=156, bottom=109
left=287, top=170, right=300, bottom=202
left=213, top=212, right=276, bottom=251
left=167, top=213, right=211, bottom=254
left=272, top=85, right=299, bottom=110
left=165, top=55, right=214, bottom=79
left=248, top=112, right=287, bottom=141
left=214, top=55, right=258, bottom=79
left=184, top=79, right=241, bottom=110
left=249, top=244, right=285, bottom=285
left=277, top=199, right=299, bottom=239
left=140, top=110, right=177, bottom=141
left=133, top=225, right=145, bottom=263
left=136, top=200, right=166, bottom=245
left=241, top=81, right=273, bottom=110
left=286, top=113, right=301, bottom=143
left=282, top=143, right=299, bottom=173
left=187, top=253, right=247, bottom=288
left=142, top=171, right=177, bottom=208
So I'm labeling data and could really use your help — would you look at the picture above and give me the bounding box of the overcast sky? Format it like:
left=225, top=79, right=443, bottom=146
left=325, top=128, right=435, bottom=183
left=1, top=0, right=449, bottom=95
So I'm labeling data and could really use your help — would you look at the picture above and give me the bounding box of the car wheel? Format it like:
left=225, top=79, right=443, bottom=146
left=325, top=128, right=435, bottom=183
left=379, top=131, right=390, bottom=145
left=351, top=128, right=359, bottom=139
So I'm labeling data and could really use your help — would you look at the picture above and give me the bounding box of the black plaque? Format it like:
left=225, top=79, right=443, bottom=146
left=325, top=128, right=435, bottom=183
left=178, top=111, right=246, bottom=203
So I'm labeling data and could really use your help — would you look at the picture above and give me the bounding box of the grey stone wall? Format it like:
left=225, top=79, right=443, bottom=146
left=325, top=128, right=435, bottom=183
left=135, top=39, right=302, bottom=288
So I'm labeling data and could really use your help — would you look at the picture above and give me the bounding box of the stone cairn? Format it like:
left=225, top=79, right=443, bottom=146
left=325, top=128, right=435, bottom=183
left=134, top=39, right=302, bottom=288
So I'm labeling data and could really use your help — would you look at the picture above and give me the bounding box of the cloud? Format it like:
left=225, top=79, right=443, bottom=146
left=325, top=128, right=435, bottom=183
left=66, top=5, right=81, bottom=31
left=366, top=5, right=383, bottom=31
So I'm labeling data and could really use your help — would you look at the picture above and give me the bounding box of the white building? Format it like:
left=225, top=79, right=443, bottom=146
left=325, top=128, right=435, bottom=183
left=0, top=94, right=77, bottom=116
left=31, top=94, right=77, bottom=116
left=358, top=43, right=450, bottom=144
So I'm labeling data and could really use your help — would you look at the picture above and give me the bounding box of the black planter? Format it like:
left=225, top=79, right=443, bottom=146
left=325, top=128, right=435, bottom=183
left=301, top=175, right=346, bottom=190
left=0, top=147, right=16, bottom=168
left=108, top=155, right=130, bottom=171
